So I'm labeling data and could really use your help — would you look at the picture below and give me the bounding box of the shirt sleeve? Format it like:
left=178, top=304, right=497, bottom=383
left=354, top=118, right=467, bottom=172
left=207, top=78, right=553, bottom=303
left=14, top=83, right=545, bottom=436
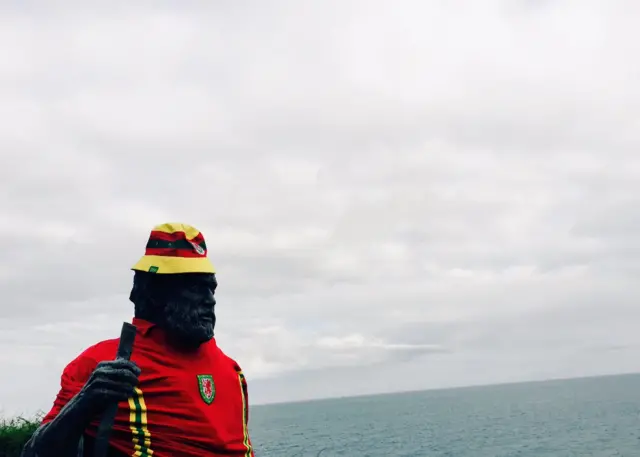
left=236, top=364, right=255, bottom=457
left=41, top=348, right=99, bottom=424
left=240, top=369, right=250, bottom=424
left=228, top=357, right=250, bottom=423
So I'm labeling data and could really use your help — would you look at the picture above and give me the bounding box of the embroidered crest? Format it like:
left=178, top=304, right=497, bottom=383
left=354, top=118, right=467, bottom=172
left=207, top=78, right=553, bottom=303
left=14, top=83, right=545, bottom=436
left=197, top=374, right=215, bottom=404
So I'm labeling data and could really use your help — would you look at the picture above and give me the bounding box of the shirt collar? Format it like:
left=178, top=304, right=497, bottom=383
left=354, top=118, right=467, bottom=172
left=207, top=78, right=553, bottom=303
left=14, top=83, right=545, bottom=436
left=131, top=317, right=157, bottom=336
left=129, top=317, right=217, bottom=350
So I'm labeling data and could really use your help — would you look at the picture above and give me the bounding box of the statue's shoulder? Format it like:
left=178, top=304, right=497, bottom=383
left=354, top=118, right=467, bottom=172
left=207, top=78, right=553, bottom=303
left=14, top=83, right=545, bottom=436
left=62, top=338, right=121, bottom=380
left=76, top=338, right=120, bottom=362
left=210, top=343, right=243, bottom=375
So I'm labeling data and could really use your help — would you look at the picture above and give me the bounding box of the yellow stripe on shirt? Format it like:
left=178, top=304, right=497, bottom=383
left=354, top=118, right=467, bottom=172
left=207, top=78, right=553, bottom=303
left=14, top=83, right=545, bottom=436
left=128, top=387, right=154, bottom=456
left=238, top=372, right=253, bottom=457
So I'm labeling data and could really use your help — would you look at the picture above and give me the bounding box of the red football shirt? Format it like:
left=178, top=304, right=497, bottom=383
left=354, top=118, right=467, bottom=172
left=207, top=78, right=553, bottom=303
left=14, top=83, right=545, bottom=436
left=42, top=318, right=255, bottom=457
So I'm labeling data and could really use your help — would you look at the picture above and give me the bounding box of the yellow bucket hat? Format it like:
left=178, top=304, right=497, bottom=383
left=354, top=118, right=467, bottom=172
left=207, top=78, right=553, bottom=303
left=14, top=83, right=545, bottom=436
left=131, top=222, right=216, bottom=274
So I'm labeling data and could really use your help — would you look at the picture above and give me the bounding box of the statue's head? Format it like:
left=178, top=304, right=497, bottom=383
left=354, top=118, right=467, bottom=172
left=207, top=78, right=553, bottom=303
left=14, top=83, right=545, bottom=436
left=128, top=223, right=218, bottom=349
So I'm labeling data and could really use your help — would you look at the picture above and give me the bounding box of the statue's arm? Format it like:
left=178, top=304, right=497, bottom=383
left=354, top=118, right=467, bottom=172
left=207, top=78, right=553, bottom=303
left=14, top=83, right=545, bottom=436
left=21, top=358, right=140, bottom=457
left=21, top=391, right=94, bottom=457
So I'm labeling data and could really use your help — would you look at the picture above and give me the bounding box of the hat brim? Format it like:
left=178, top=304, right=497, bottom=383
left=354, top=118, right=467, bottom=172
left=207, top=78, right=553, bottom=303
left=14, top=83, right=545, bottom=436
left=132, top=255, right=216, bottom=274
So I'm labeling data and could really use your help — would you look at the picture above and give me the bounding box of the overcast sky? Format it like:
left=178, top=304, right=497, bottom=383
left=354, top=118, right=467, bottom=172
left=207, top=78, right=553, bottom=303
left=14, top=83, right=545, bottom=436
left=1, top=0, right=640, bottom=417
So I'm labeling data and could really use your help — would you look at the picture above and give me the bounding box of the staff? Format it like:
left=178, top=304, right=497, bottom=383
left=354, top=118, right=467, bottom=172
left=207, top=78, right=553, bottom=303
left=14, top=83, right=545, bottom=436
left=92, top=322, right=137, bottom=457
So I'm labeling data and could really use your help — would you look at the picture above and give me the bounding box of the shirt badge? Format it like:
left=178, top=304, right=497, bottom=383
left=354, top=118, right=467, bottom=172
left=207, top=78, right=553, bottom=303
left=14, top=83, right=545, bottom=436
left=189, top=240, right=206, bottom=255
left=197, top=374, right=216, bottom=404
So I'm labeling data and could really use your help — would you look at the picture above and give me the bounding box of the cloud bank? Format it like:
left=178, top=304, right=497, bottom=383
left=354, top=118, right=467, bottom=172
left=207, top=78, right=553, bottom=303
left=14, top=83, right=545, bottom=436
left=1, top=0, right=640, bottom=414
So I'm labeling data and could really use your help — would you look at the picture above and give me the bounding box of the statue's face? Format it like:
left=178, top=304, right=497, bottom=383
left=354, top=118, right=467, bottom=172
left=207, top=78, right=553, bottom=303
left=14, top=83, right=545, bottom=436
left=160, top=273, right=217, bottom=348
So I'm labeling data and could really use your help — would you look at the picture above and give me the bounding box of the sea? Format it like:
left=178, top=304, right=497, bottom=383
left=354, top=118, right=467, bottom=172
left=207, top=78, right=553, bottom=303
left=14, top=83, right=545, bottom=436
left=248, top=373, right=640, bottom=457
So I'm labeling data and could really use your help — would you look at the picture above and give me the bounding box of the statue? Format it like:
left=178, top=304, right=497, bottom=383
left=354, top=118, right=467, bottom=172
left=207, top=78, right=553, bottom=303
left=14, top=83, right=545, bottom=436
left=21, top=223, right=255, bottom=457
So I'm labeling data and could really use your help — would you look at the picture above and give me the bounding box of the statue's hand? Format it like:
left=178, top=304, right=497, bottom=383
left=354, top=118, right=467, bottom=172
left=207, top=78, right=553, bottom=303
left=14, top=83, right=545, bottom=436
left=77, top=359, right=141, bottom=413
left=20, top=359, right=141, bottom=457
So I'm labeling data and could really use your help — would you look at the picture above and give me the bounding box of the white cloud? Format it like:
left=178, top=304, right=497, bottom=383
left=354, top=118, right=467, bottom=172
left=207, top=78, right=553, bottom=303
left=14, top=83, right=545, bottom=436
left=2, top=0, right=640, bottom=417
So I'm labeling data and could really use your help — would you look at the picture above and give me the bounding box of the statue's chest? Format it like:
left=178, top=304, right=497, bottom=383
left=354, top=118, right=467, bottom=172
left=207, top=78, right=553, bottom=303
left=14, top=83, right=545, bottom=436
left=129, top=350, right=245, bottom=437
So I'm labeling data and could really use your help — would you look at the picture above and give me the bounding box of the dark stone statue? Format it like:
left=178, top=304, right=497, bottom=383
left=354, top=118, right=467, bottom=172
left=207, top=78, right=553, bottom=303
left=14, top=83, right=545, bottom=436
left=21, top=271, right=219, bottom=457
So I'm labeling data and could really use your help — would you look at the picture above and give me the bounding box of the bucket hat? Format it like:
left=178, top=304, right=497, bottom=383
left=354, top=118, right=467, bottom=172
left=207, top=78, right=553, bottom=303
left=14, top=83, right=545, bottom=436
left=132, top=222, right=215, bottom=274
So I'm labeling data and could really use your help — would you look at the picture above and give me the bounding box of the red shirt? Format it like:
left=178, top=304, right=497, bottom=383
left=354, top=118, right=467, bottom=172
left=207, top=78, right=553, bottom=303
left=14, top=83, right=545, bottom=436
left=42, top=318, right=255, bottom=457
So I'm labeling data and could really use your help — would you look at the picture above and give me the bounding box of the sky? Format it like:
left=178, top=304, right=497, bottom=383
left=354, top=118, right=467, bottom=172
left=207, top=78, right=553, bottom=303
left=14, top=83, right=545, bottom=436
left=1, top=0, right=640, bottom=417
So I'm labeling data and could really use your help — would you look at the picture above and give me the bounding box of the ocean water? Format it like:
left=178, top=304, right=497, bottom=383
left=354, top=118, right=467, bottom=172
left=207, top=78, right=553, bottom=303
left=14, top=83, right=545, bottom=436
left=248, top=373, right=640, bottom=456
